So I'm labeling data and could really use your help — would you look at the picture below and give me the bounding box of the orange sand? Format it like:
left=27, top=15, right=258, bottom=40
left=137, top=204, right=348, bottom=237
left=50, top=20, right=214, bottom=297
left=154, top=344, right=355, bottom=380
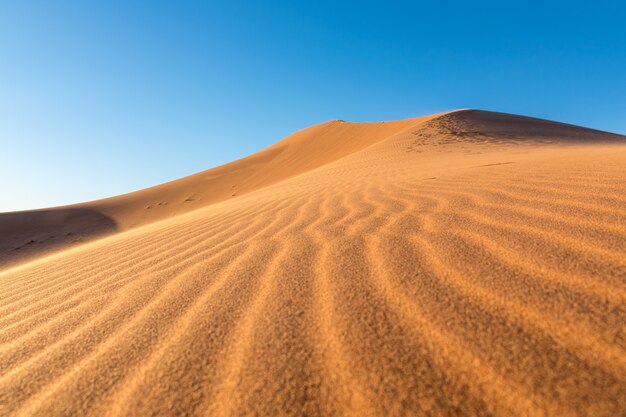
left=0, top=110, right=625, bottom=416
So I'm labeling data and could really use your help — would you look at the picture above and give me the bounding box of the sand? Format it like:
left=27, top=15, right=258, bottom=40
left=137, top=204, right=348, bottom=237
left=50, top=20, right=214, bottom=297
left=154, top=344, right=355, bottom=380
left=0, top=109, right=625, bottom=416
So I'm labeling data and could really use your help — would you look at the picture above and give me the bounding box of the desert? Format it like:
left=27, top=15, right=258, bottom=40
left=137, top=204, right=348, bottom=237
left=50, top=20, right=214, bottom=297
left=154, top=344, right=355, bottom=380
left=1, top=110, right=625, bottom=416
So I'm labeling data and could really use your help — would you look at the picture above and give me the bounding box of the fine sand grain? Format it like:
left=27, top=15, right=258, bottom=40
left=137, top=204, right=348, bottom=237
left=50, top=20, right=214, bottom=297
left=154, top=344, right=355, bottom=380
left=1, top=110, right=625, bottom=416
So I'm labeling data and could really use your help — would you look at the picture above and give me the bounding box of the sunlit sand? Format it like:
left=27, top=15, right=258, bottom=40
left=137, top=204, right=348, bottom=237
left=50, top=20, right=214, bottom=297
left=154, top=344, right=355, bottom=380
left=1, top=110, right=625, bottom=416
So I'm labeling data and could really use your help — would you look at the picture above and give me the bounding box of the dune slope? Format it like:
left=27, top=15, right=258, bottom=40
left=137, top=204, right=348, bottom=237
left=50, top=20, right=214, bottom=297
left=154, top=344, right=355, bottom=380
left=0, top=110, right=625, bottom=417
left=0, top=112, right=441, bottom=268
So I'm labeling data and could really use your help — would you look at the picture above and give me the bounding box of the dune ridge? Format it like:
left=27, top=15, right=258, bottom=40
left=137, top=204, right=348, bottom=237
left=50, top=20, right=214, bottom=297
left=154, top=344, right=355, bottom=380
left=1, top=109, right=625, bottom=416
left=0, top=111, right=446, bottom=268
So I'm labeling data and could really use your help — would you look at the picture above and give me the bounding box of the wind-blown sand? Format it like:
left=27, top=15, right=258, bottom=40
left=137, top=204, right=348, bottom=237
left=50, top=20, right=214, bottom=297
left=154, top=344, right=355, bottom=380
left=0, top=110, right=625, bottom=416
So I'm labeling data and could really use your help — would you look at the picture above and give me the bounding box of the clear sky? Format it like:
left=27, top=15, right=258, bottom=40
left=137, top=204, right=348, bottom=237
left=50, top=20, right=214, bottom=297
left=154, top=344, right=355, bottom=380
left=1, top=1, right=625, bottom=212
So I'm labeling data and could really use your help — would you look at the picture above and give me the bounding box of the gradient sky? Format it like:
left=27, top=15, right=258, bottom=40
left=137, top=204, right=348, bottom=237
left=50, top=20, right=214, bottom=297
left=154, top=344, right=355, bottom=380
left=1, top=1, right=625, bottom=212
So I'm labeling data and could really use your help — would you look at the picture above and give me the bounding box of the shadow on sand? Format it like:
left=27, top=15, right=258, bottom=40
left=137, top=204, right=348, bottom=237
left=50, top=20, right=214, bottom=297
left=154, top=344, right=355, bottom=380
left=0, top=207, right=117, bottom=270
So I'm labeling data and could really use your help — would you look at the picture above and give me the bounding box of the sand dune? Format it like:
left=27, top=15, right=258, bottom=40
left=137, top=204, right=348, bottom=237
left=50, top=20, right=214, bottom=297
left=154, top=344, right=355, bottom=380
left=0, top=112, right=444, bottom=268
left=1, top=109, right=625, bottom=416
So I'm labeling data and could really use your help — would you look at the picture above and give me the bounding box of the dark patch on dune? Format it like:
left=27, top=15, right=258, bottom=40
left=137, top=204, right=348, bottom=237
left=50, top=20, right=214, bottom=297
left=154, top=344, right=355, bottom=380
left=0, top=208, right=117, bottom=269
left=409, top=110, right=626, bottom=149
left=474, top=162, right=515, bottom=168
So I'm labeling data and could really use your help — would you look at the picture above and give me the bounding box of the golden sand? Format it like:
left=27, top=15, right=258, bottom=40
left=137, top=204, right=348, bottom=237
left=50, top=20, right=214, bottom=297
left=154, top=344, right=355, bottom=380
left=1, top=110, right=625, bottom=416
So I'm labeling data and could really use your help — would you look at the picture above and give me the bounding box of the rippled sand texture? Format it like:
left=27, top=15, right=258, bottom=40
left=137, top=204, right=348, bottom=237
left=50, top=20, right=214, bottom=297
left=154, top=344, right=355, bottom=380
left=1, top=110, right=625, bottom=417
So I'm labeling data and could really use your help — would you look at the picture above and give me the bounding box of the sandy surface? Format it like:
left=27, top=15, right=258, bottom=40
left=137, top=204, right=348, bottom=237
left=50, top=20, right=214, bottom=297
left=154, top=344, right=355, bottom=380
left=0, top=110, right=625, bottom=416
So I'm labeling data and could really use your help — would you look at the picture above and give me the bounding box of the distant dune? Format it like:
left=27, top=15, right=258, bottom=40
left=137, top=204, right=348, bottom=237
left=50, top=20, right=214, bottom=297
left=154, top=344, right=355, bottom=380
left=1, top=110, right=625, bottom=416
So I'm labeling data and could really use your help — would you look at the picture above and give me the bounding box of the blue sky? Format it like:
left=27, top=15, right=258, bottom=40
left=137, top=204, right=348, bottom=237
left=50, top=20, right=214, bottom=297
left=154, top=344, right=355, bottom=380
left=1, top=1, right=625, bottom=212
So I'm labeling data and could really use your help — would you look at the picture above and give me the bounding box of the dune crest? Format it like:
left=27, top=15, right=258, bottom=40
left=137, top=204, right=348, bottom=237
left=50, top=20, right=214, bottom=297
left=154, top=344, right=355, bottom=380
left=2, top=110, right=623, bottom=268
left=0, top=111, right=442, bottom=268
left=1, top=109, right=625, bottom=416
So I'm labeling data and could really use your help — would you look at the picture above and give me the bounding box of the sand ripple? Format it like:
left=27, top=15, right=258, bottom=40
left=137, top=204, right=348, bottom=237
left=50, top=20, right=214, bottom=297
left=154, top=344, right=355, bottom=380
left=1, top=110, right=625, bottom=416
